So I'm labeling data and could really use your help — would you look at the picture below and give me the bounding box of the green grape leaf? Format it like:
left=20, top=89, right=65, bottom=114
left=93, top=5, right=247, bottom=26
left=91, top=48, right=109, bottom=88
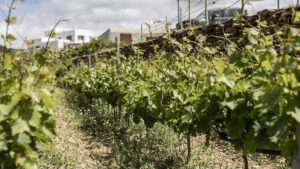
left=6, top=33, right=16, bottom=42
left=4, top=55, right=13, bottom=70
left=214, top=59, right=225, bottom=74
left=293, top=11, right=300, bottom=24
left=5, top=16, right=17, bottom=25
left=40, top=90, right=55, bottom=108
left=221, top=101, right=237, bottom=110
left=218, top=75, right=235, bottom=88
left=247, top=28, right=259, bottom=44
left=287, top=107, right=300, bottom=123
left=0, top=104, right=12, bottom=115
left=17, top=133, right=32, bottom=147
left=0, top=141, right=8, bottom=151
left=12, top=119, right=30, bottom=136
left=29, top=110, right=42, bottom=128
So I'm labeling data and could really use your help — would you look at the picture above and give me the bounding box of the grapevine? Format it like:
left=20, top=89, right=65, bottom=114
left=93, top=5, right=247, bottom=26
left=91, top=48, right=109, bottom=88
left=63, top=24, right=300, bottom=164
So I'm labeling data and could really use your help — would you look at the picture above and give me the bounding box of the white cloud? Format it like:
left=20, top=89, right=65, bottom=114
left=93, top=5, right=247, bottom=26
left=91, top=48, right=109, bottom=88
left=0, top=0, right=297, bottom=48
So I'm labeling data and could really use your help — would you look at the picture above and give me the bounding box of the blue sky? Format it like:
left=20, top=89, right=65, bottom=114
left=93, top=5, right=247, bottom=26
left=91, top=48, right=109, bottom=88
left=0, top=0, right=297, bottom=48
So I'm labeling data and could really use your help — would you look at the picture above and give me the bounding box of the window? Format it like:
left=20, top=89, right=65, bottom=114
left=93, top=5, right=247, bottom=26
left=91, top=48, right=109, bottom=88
left=78, top=35, right=85, bottom=41
left=66, top=36, right=73, bottom=41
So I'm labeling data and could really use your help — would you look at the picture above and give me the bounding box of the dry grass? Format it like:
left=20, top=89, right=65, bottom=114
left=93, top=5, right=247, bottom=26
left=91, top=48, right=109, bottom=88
left=38, top=90, right=111, bottom=169
left=187, top=136, right=289, bottom=169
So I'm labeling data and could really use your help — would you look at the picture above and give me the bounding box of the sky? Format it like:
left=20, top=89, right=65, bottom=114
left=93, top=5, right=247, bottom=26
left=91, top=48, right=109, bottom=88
left=0, top=0, right=297, bottom=48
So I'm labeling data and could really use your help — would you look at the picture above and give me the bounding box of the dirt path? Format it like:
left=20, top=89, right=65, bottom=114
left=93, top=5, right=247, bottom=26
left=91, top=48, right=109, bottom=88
left=38, top=91, right=111, bottom=169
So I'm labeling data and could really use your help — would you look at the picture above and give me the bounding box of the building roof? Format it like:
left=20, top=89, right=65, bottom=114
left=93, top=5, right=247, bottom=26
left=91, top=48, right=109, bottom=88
left=43, top=27, right=99, bottom=37
left=46, top=27, right=96, bottom=33
left=101, top=27, right=165, bottom=35
left=108, top=28, right=140, bottom=34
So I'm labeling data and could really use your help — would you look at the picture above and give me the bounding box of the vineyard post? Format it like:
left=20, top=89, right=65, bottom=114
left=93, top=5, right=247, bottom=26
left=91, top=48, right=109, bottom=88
left=165, top=17, right=170, bottom=38
left=177, top=0, right=180, bottom=24
left=77, top=60, right=80, bottom=69
left=145, top=23, right=152, bottom=38
left=205, top=0, right=209, bottom=25
left=140, top=23, right=143, bottom=42
left=180, top=8, right=183, bottom=30
left=115, top=36, right=120, bottom=65
left=186, top=132, right=191, bottom=164
left=188, top=0, right=191, bottom=26
left=241, top=0, right=245, bottom=14
left=292, top=124, right=300, bottom=169
left=88, top=55, right=92, bottom=68
left=94, top=53, right=97, bottom=65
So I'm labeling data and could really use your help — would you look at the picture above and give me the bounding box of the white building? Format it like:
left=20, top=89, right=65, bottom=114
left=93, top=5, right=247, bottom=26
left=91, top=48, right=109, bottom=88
left=99, top=28, right=164, bottom=45
left=30, top=28, right=98, bottom=50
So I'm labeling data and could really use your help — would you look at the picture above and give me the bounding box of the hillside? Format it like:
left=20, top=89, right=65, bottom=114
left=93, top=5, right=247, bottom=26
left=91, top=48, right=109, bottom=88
left=72, top=6, right=299, bottom=65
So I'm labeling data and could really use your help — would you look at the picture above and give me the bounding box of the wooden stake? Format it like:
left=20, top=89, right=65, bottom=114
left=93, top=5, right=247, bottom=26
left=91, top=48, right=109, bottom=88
left=205, top=0, right=209, bottom=25
left=188, top=0, right=191, bottom=26
left=186, top=133, right=191, bottom=164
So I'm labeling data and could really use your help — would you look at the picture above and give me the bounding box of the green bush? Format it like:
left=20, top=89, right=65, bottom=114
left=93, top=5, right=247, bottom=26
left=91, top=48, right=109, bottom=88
left=66, top=91, right=187, bottom=168
left=0, top=1, right=56, bottom=168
